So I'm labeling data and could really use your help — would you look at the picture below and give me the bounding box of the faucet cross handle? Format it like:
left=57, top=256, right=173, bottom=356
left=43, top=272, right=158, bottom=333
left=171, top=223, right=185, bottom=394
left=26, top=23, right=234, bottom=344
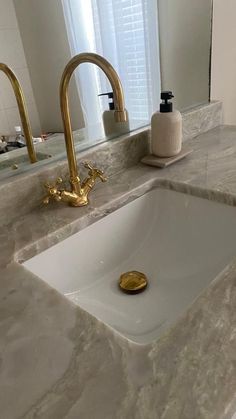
left=43, top=177, right=63, bottom=205
left=83, top=162, right=107, bottom=182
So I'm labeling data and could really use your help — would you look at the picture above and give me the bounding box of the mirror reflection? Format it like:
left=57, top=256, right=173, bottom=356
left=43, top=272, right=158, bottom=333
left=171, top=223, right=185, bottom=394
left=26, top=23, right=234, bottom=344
left=0, top=0, right=212, bottom=175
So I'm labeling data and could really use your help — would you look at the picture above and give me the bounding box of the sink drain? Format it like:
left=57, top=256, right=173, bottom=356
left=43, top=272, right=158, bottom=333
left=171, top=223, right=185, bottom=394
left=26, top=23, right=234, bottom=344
left=119, top=271, right=148, bottom=294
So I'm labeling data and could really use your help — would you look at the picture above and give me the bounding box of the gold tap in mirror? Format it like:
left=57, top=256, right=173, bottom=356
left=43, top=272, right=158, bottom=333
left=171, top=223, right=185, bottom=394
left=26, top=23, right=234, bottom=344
left=43, top=52, right=128, bottom=207
left=0, top=63, right=37, bottom=164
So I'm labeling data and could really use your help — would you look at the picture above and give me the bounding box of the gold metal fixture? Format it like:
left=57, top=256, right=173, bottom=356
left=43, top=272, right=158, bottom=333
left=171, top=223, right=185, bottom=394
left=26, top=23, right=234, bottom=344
left=44, top=52, right=127, bottom=207
left=43, top=162, right=107, bottom=206
left=119, top=271, right=148, bottom=294
left=0, top=63, right=37, bottom=163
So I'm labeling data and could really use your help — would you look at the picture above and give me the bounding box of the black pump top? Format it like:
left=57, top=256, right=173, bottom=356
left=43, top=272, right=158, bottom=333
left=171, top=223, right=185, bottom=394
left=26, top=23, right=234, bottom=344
left=160, top=91, right=174, bottom=113
left=98, top=92, right=114, bottom=110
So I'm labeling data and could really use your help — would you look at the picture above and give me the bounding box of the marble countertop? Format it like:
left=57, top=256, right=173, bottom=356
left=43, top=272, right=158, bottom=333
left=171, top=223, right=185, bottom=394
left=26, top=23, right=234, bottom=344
left=1, top=125, right=236, bottom=419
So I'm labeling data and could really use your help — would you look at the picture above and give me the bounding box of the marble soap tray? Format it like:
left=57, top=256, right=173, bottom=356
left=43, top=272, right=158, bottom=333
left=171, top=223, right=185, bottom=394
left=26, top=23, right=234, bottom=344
left=141, top=148, right=193, bottom=168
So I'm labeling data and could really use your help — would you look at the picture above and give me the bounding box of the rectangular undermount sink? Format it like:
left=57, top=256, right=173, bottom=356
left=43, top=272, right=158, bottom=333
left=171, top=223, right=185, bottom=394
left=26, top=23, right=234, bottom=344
left=23, top=188, right=236, bottom=344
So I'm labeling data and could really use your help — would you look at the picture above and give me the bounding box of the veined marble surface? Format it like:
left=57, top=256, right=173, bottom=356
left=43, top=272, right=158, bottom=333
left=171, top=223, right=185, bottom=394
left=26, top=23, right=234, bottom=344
left=0, top=101, right=222, bottom=183
left=1, top=124, right=236, bottom=418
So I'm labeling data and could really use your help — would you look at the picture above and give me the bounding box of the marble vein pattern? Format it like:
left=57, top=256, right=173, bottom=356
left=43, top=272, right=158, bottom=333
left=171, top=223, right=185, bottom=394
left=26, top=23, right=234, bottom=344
left=1, top=119, right=236, bottom=417
left=182, top=101, right=223, bottom=142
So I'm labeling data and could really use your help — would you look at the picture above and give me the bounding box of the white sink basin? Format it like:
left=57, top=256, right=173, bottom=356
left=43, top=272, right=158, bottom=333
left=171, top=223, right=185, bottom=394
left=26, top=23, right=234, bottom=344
left=23, top=188, right=236, bottom=344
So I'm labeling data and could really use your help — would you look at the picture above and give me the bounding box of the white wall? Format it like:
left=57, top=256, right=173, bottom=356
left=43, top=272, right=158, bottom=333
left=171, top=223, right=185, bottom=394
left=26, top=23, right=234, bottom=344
left=158, top=0, right=212, bottom=111
left=211, top=0, right=236, bottom=124
left=0, top=0, right=41, bottom=135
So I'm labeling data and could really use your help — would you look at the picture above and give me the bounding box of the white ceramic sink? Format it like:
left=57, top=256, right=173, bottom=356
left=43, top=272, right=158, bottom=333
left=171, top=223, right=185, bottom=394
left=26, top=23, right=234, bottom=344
left=23, top=188, right=236, bottom=344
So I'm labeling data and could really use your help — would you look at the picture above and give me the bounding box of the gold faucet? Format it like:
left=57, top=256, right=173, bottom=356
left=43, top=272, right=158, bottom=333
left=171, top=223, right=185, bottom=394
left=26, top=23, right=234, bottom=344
left=0, top=63, right=37, bottom=163
left=44, top=52, right=127, bottom=207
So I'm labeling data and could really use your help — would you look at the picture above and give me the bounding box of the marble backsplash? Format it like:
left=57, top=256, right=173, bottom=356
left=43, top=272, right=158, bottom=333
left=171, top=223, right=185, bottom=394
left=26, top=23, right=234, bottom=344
left=0, top=101, right=222, bottom=226
left=182, top=101, right=223, bottom=141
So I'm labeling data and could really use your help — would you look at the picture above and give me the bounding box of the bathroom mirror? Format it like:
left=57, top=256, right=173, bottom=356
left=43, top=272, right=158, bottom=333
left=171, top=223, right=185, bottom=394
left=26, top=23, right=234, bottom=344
left=0, top=0, right=212, bottom=177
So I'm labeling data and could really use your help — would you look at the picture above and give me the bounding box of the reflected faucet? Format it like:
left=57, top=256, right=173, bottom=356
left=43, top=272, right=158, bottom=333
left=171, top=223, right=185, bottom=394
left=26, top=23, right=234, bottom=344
left=0, top=63, right=37, bottom=163
left=44, top=52, right=127, bottom=207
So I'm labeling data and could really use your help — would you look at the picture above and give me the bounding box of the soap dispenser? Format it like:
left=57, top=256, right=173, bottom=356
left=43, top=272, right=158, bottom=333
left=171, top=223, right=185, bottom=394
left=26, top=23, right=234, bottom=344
left=15, top=126, right=25, bottom=147
left=151, top=91, right=182, bottom=157
left=99, top=92, right=130, bottom=137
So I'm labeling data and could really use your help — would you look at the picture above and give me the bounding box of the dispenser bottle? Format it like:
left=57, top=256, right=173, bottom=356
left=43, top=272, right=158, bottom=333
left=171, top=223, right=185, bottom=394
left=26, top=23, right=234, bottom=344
left=15, top=126, right=26, bottom=147
left=99, top=92, right=130, bottom=137
left=151, top=91, right=182, bottom=157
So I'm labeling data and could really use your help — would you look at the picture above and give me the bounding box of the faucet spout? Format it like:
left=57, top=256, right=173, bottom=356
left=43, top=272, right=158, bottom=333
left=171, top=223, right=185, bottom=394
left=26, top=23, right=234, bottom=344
left=60, top=52, right=127, bottom=194
left=43, top=52, right=127, bottom=207
left=0, top=63, right=37, bottom=163
left=43, top=53, right=128, bottom=207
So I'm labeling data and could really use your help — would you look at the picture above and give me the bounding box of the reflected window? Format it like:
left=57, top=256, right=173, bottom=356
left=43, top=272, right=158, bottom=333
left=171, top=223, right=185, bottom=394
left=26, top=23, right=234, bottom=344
left=62, top=0, right=161, bottom=126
